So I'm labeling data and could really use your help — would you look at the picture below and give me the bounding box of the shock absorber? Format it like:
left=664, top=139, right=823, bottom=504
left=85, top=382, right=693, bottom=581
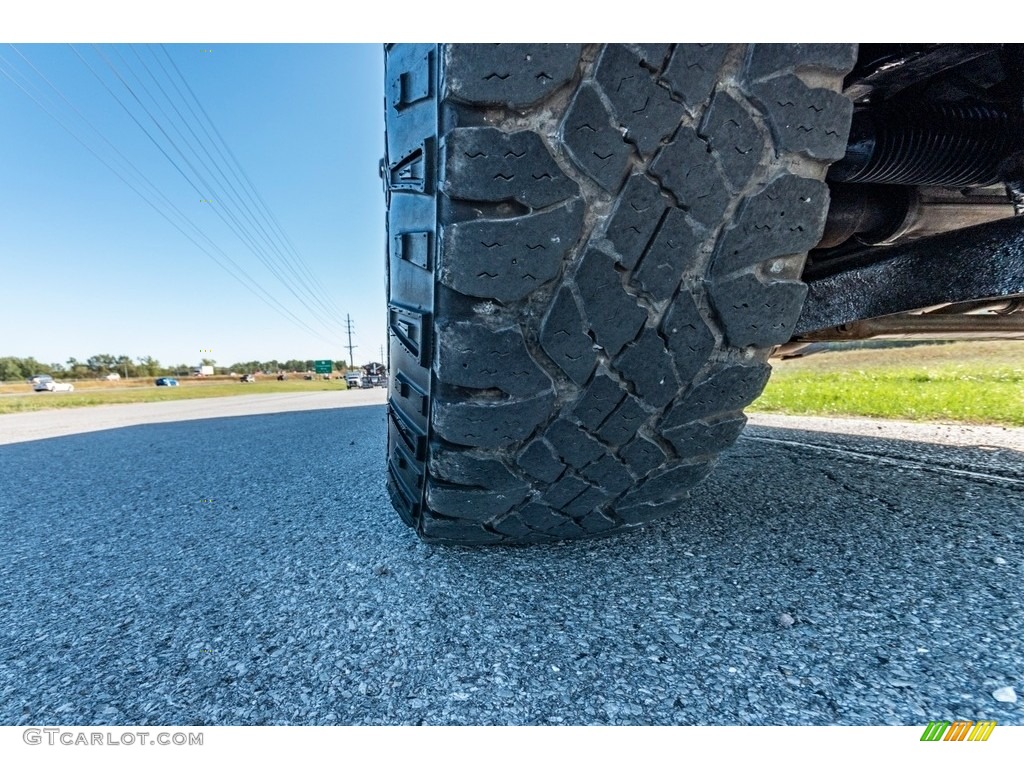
left=828, top=103, right=1024, bottom=186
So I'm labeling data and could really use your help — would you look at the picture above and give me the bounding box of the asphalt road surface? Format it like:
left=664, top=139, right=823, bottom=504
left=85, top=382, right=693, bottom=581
left=0, top=394, right=1021, bottom=725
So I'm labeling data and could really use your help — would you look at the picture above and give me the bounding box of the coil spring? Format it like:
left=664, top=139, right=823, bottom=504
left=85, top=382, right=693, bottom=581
left=828, top=104, right=1024, bottom=186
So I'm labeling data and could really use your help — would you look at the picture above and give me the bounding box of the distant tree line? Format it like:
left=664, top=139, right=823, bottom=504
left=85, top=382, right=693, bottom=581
left=227, top=359, right=354, bottom=375
left=0, top=355, right=359, bottom=382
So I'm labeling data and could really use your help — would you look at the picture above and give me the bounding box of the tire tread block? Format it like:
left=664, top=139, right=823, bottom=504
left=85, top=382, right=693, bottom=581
left=433, top=392, right=555, bottom=448
left=596, top=394, right=648, bottom=446
left=545, top=418, right=606, bottom=469
left=444, top=127, right=578, bottom=209
left=547, top=519, right=590, bottom=539
left=574, top=248, right=647, bottom=357
left=436, top=322, right=552, bottom=397
left=562, top=83, right=633, bottom=192
left=632, top=208, right=701, bottom=302
left=700, top=90, right=766, bottom=190
left=579, top=508, right=618, bottom=533
left=650, top=127, right=729, bottom=227
left=562, top=486, right=610, bottom=519
left=744, top=44, right=858, bottom=83
left=518, top=502, right=569, bottom=532
left=572, top=373, right=627, bottom=431
left=582, top=455, right=634, bottom=494
left=540, top=286, right=598, bottom=385
left=426, top=479, right=530, bottom=523
left=492, top=512, right=553, bottom=541
left=709, top=274, right=809, bottom=348
left=446, top=44, right=582, bottom=108
left=750, top=74, right=854, bottom=161
left=441, top=201, right=583, bottom=302
left=620, top=435, right=667, bottom=477
left=712, top=175, right=829, bottom=276
left=517, top=439, right=566, bottom=483
left=661, top=44, right=729, bottom=109
left=620, top=460, right=711, bottom=508
left=420, top=515, right=505, bottom=544
left=629, top=45, right=672, bottom=71
left=612, top=328, right=680, bottom=409
left=663, top=415, right=748, bottom=458
left=431, top=446, right=529, bottom=491
left=604, top=173, right=670, bottom=269
left=595, top=45, right=686, bottom=158
left=661, top=288, right=716, bottom=385
left=661, top=364, right=771, bottom=429
left=540, top=474, right=590, bottom=510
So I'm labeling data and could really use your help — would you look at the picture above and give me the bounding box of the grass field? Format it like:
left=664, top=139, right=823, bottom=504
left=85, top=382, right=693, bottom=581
left=3, top=342, right=1022, bottom=426
left=0, top=377, right=354, bottom=415
left=753, top=341, right=1024, bottom=427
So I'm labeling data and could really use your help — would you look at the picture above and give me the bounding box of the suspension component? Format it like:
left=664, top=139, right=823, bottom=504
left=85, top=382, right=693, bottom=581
left=818, top=184, right=1014, bottom=251
left=798, top=214, right=1024, bottom=336
left=828, top=104, right=1024, bottom=186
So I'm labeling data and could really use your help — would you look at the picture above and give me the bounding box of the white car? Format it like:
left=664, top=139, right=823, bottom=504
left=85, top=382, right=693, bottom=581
left=37, top=380, right=74, bottom=392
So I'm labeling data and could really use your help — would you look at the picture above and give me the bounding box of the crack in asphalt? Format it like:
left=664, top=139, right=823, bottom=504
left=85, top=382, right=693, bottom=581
left=740, top=435, right=1024, bottom=489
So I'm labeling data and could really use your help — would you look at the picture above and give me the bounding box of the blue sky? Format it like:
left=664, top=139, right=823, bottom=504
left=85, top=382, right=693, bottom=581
left=0, top=5, right=960, bottom=374
left=0, top=43, right=386, bottom=369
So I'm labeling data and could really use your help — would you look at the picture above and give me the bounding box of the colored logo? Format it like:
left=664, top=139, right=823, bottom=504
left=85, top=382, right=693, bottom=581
left=921, top=720, right=996, bottom=741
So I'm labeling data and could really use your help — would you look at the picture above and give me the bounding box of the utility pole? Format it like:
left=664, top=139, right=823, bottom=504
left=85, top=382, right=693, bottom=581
left=345, top=314, right=357, bottom=367
left=380, top=344, right=385, bottom=365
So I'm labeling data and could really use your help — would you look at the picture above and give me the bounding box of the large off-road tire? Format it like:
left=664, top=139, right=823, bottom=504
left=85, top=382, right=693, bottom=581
left=383, top=44, right=856, bottom=544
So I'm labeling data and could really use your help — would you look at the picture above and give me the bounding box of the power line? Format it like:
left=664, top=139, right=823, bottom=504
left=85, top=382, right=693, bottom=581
left=157, top=44, right=349, bottom=320
left=127, top=44, right=346, bottom=325
left=1, top=46, right=345, bottom=349
left=71, top=44, right=344, bottom=346
left=81, top=43, right=350, bottom=347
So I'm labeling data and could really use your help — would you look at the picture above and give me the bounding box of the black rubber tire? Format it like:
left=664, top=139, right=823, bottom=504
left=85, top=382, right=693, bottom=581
left=383, top=44, right=856, bottom=544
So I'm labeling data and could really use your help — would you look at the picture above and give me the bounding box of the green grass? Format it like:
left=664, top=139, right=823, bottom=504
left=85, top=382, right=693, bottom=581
left=0, top=379, right=353, bottom=415
left=752, top=341, right=1024, bottom=426
left=5, top=342, right=1023, bottom=426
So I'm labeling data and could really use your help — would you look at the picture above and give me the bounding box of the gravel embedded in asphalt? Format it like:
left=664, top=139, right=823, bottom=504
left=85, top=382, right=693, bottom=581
left=0, top=400, right=1021, bottom=725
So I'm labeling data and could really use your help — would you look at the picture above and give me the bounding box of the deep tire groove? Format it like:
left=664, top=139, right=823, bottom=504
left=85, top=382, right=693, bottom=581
left=384, top=44, right=855, bottom=544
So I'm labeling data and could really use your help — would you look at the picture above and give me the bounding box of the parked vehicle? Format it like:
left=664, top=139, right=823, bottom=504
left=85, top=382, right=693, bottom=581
left=35, top=380, right=74, bottom=392
left=29, top=374, right=54, bottom=391
left=104, top=372, right=121, bottom=381
left=155, top=377, right=179, bottom=387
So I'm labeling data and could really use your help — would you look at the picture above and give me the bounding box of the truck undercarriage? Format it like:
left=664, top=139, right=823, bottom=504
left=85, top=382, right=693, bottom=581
left=793, top=43, right=1024, bottom=348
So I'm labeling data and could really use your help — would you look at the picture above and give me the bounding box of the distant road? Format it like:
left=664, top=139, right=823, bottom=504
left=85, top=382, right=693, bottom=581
left=0, top=389, right=386, bottom=445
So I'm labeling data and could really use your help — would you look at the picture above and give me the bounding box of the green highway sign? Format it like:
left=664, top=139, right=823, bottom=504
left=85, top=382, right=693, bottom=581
left=314, top=360, right=333, bottom=374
